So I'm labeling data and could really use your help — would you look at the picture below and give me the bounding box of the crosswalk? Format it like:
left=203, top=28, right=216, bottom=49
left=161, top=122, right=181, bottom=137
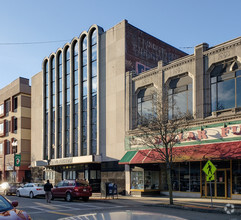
left=19, top=201, right=124, bottom=216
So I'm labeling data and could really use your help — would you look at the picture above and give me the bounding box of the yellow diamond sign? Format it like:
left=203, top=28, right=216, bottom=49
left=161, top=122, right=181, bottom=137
left=206, top=174, right=215, bottom=181
left=203, top=160, right=216, bottom=176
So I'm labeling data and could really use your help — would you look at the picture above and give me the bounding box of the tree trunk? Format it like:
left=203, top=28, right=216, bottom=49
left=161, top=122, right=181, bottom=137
left=166, top=165, right=173, bottom=205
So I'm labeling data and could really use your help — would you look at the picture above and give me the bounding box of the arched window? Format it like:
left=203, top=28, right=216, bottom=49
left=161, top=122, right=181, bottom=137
left=51, top=57, right=55, bottom=159
left=81, top=36, right=87, bottom=156
left=44, top=60, right=49, bottom=159
left=91, top=29, right=97, bottom=155
left=211, top=59, right=241, bottom=112
left=73, top=42, right=79, bottom=156
left=57, top=52, right=62, bottom=158
left=168, top=75, right=193, bottom=119
left=65, top=47, right=70, bottom=157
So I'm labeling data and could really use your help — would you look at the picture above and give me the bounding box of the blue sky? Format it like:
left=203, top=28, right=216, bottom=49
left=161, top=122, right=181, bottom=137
left=0, top=0, right=240, bottom=89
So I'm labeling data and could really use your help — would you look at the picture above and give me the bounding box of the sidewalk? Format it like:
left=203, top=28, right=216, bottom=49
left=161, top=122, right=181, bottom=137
left=91, top=193, right=241, bottom=215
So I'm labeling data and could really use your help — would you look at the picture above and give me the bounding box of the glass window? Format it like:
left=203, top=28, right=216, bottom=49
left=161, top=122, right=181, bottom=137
left=74, top=42, right=78, bottom=56
left=74, top=70, right=78, bottom=85
left=0, top=104, right=4, bottom=115
left=66, top=88, right=70, bottom=102
left=92, top=77, right=97, bottom=93
left=74, top=55, right=78, bottom=71
left=131, top=170, right=144, bottom=189
left=83, top=66, right=87, bottom=81
left=83, top=81, right=87, bottom=96
left=82, top=37, right=87, bottom=51
left=91, top=44, right=97, bottom=61
left=0, top=143, right=3, bottom=154
left=232, top=160, right=241, bottom=194
left=58, top=52, right=62, bottom=65
left=91, top=30, right=97, bottom=45
left=144, top=171, right=159, bottom=189
left=92, top=61, right=97, bottom=77
left=13, top=97, right=18, bottom=111
left=0, top=123, right=4, bottom=135
left=82, top=50, right=87, bottom=66
left=237, top=77, right=241, bottom=107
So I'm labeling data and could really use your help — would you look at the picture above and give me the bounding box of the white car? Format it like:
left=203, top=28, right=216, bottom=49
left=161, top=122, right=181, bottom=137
left=16, top=183, right=45, bottom=199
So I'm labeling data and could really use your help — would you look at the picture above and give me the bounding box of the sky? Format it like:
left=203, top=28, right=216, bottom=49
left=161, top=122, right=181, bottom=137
left=0, top=0, right=241, bottom=89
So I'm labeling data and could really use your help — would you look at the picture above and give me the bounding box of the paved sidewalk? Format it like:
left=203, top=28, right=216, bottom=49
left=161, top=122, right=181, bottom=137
left=91, top=193, right=241, bottom=216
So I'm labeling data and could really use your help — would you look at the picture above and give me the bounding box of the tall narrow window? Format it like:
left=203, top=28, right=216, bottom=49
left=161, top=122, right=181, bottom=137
left=168, top=75, right=193, bottom=119
left=44, top=61, right=49, bottom=159
left=65, top=47, right=70, bottom=157
left=91, top=30, right=97, bottom=155
left=73, top=42, right=79, bottom=156
left=58, top=52, right=62, bottom=158
left=82, top=36, right=87, bottom=156
left=51, top=57, right=55, bottom=159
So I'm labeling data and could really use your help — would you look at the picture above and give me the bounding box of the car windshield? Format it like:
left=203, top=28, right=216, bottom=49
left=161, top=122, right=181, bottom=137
left=0, top=196, right=13, bottom=212
left=35, top=184, right=44, bottom=187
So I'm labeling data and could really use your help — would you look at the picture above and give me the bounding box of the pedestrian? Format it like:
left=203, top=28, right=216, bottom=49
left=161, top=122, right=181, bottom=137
left=44, top=180, right=53, bottom=203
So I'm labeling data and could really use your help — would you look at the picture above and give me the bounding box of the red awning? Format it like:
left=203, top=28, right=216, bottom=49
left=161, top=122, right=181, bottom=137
left=128, top=141, right=241, bottom=164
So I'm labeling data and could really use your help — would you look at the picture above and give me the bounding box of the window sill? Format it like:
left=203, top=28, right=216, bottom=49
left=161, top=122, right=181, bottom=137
left=212, top=107, right=241, bottom=117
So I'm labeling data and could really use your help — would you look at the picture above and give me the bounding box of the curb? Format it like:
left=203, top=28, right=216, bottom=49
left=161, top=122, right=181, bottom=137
left=145, top=203, right=241, bottom=216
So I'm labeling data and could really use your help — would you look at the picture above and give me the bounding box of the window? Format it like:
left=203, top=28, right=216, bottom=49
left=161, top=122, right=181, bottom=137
left=6, top=141, right=10, bottom=155
left=232, top=160, right=241, bottom=194
left=137, top=87, right=155, bottom=124
left=51, top=56, right=55, bottom=159
left=0, top=123, right=4, bottom=135
left=5, top=100, right=10, bottom=116
left=58, top=52, right=62, bottom=158
left=168, top=75, right=193, bottom=119
left=13, top=117, right=17, bottom=132
left=82, top=36, right=87, bottom=156
left=211, top=60, right=241, bottom=111
left=0, top=143, right=3, bottom=154
left=13, top=97, right=18, bottom=112
left=44, top=60, right=49, bottom=159
left=0, top=104, right=4, bottom=116
left=5, top=120, right=8, bottom=136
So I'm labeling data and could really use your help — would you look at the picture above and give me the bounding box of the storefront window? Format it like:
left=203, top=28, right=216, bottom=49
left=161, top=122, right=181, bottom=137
left=232, top=160, right=241, bottom=194
left=144, top=171, right=159, bottom=189
left=171, top=162, right=200, bottom=192
left=131, top=170, right=144, bottom=189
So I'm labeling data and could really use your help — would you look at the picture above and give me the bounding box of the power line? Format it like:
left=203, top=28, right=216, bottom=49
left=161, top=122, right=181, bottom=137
left=0, top=40, right=70, bottom=46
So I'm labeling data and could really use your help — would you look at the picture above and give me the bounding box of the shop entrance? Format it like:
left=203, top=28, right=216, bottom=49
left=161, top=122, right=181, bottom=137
left=203, top=169, right=231, bottom=199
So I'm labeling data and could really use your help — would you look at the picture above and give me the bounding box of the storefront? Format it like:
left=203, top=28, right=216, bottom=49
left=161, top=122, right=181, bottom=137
left=121, top=122, right=241, bottom=199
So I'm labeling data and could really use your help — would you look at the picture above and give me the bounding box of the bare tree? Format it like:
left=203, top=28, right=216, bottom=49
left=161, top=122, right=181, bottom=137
left=130, top=89, right=192, bottom=205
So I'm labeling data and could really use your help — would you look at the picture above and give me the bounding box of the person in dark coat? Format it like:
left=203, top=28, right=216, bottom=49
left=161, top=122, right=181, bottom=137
left=44, top=180, right=53, bottom=203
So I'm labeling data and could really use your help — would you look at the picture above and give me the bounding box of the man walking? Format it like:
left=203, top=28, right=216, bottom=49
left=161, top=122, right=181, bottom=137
left=44, top=180, right=53, bottom=203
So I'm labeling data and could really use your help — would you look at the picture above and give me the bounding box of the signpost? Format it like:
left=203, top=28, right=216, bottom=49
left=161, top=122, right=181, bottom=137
left=202, top=160, right=216, bottom=207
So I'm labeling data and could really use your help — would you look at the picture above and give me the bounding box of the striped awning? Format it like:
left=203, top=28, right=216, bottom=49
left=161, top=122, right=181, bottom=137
left=119, top=141, right=241, bottom=164
left=119, top=151, right=137, bottom=164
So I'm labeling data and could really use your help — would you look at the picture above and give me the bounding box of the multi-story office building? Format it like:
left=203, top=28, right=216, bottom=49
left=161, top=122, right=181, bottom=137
left=123, top=36, right=241, bottom=199
left=0, top=77, right=31, bottom=183
left=31, top=20, right=186, bottom=192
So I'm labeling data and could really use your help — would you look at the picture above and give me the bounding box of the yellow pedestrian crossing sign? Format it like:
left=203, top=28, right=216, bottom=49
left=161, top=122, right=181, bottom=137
left=203, top=160, right=216, bottom=182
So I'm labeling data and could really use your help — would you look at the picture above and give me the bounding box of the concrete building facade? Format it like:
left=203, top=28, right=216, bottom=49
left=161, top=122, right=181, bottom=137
left=0, top=77, right=31, bottom=183
left=122, top=36, right=241, bottom=199
left=31, top=20, right=186, bottom=192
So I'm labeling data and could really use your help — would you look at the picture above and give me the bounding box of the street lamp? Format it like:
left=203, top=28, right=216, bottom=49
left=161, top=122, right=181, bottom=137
left=12, top=140, right=17, bottom=182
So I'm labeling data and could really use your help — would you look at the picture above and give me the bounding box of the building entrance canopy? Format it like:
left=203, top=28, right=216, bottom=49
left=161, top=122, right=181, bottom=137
left=119, top=141, right=241, bottom=164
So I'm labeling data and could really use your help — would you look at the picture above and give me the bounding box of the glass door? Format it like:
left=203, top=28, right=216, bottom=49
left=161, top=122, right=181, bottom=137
left=216, top=170, right=225, bottom=198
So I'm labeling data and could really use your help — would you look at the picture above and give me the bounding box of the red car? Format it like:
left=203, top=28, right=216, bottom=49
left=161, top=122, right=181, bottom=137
left=0, top=195, right=31, bottom=219
left=51, top=180, right=92, bottom=202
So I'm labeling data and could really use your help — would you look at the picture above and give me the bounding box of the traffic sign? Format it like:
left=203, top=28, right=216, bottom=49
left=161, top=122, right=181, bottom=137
left=206, top=174, right=215, bottom=181
left=203, top=160, right=216, bottom=176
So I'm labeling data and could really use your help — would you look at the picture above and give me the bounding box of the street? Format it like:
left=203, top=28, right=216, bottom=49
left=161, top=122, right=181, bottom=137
left=5, top=195, right=240, bottom=220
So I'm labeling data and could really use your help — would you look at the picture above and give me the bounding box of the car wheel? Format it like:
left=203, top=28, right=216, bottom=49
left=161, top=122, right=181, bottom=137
left=82, top=196, right=89, bottom=202
left=29, top=191, right=34, bottom=199
left=66, top=192, right=72, bottom=202
left=16, top=191, right=20, bottom=197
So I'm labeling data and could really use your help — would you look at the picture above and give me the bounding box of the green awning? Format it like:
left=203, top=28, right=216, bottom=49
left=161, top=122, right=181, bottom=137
left=119, top=151, right=137, bottom=164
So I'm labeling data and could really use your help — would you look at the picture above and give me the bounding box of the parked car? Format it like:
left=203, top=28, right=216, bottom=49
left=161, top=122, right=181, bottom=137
left=0, top=195, right=31, bottom=219
left=16, top=183, right=45, bottom=199
left=51, top=179, right=92, bottom=202
left=0, top=182, right=23, bottom=196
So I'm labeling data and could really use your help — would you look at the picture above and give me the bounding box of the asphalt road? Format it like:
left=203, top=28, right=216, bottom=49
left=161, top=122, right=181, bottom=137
left=5, top=195, right=239, bottom=220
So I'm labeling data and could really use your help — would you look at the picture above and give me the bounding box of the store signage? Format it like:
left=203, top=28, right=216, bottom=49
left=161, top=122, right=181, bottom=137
left=50, top=158, right=73, bottom=165
left=153, top=125, right=241, bottom=145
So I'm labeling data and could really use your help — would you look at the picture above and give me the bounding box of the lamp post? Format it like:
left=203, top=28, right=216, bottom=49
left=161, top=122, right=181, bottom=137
left=12, top=140, right=17, bottom=182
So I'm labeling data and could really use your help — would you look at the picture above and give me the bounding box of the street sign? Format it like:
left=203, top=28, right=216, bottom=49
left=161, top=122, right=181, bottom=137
left=203, top=160, right=216, bottom=177
left=14, top=154, right=21, bottom=167
left=206, top=174, right=215, bottom=181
